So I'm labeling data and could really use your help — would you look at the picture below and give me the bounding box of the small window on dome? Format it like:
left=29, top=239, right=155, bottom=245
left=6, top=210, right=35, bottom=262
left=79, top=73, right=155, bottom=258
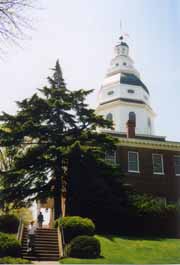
left=128, top=89, right=135, bottom=94
left=116, top=63, right=119, bottom=66
left=144, top=95, right=148, bottom=100
left=129, top=112, right=136, bottom=122
left=106, top=113, right=113, bottom=121
left=123, top=62, right=127, bottom=66
left=122, top=47, right=126, bottom=54
left=107, top=91, right=114, bottom=96
left=148, top=117, right=151, bottom=128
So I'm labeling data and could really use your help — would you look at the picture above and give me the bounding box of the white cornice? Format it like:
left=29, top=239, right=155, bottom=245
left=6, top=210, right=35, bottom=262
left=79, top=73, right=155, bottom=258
left=96, top=99, right=156, bottom=117
left=117, top=137, right=180, bottom=151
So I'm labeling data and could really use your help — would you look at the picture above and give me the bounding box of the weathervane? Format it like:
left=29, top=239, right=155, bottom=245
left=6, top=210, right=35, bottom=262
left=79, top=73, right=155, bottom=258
left=119, top=20, right=129, bottom=42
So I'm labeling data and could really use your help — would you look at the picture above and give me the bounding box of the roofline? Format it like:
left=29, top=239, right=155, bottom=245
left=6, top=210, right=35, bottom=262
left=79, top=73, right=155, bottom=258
left=103, top=130, right=166, bottom=141
left=98, top=97, right=155, bottom=115
left=117, top=137, right=180, bottom=151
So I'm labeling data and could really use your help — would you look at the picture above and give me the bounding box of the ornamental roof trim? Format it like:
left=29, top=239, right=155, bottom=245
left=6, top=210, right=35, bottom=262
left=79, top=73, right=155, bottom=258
left=117, top=137, right=180, bottom=151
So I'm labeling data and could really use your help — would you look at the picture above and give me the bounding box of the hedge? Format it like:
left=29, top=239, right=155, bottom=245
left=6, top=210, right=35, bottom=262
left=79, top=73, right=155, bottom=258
left=0, top=233, right=21, bottom=258
left=0, top=215, right=19, bottom=234
left=0, top=257, right=31, bottom=264
left=59, top=216, right=95, bottom=243
left=67, top=235, right=101, bottom=258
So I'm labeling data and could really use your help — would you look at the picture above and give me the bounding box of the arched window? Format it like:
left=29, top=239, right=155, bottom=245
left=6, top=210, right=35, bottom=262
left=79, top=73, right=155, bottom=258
left=129, top=112, right=136, bottom=122
left=106, top=113, right=113, bottom=121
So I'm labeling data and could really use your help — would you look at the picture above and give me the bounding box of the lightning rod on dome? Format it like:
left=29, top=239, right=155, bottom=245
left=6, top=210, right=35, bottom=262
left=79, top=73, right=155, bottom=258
left=119, top=20, right=130, bottom=42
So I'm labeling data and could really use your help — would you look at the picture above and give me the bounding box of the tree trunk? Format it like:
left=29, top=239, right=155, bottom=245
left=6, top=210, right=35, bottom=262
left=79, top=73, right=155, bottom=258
left=54, top=156, right=62, bottom=219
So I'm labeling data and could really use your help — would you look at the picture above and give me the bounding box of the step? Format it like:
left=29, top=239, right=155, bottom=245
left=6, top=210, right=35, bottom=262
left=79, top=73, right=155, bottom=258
left=22, top=241, right=59, bottom=247
left=23, top=237, right=58, bottom=242
left=23, top=253, right=60, bottom=258
left=23, top=236, right=58, bottom=240
left=34, top=234, right=58, bottom=238
left=35, top=238, right=58, bottom=243
left=23, top=233, right=57, bottom=238
left=23, top=230, right=57, bottom=235
left=22, top=245, right=59, bottom=250
left=22, top=256, right=59, bottom=261
left=22, top=254, right=60, bottom=261
left=21, top=251, right=59, bottom=256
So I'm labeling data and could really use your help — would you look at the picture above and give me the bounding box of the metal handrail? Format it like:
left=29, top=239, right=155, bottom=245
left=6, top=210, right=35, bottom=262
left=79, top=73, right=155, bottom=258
left=61, top=225, right=65, bottom=248
left=16, top=218, right=24, bottom=242
left=57, top=225, right=64, bottom=258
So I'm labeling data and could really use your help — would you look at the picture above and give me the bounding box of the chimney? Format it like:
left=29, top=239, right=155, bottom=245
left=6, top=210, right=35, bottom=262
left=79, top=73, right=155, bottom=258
left=126, top=119, right=136, bottom=138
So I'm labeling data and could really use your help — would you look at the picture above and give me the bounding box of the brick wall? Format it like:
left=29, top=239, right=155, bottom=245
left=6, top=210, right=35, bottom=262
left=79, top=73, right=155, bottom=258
left=117, top=146, right=180, bottom=201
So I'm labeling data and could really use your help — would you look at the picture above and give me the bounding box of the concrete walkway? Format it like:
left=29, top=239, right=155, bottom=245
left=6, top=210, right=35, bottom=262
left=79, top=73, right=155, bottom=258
left=32, top=261, right=59, bottom=265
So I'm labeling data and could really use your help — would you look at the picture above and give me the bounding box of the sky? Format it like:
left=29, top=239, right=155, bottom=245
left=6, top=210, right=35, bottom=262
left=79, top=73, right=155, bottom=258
left=0, top=0, right=180, bottom=141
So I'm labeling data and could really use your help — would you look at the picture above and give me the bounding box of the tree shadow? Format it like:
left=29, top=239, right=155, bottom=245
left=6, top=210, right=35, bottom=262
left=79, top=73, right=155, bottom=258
left=102, top=234, right=165, bottom=242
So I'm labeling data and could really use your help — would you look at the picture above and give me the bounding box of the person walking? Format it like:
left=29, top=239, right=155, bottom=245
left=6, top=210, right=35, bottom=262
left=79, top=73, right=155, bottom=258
left=37, top=211, right=44, bottom=228
left=27, top=221, right=36, bottom=253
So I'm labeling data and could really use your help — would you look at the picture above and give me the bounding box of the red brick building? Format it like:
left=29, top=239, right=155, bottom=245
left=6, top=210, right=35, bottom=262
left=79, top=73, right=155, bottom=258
left=106, top=128, right=180, bottom=203
left=97, top=34, right=180, bottom=203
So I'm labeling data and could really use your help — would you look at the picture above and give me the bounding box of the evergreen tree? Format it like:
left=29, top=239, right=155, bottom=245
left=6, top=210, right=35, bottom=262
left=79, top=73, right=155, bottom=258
left=0, top=61, right=116, bottom=219
left=66, top=141, right=130, bottom=232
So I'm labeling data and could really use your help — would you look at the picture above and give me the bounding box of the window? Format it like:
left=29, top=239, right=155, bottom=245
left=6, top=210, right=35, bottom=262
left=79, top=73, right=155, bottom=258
left=152, top=154, right=164, bottom=174
left=144, top=95, right=148, bottom=100
left=174, top=156, right=180, bottom=176
left=122, top=47, right=126, bottom=54
left=116, top=63, right=119, bottom=66
left=106, top=113, right=113, bottom=121
left=128, top=152, right=139, bottom=172
left=123, top=62, right=127, bottom=66
left=105, top=151, right=116, bottom=164
left=128, top=89, right=135, bottom=94
left=107, top=90, right=114, bottom=96
left=129, top=112, right=136, bottom=122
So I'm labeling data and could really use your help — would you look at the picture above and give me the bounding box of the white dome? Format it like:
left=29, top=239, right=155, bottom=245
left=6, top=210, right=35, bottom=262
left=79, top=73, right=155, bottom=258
left=96, top=37, right=156, bottom=136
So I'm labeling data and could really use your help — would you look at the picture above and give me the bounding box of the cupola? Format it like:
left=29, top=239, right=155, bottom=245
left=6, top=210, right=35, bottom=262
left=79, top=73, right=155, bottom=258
left=96, top=33, right=156, bottom=136
left=115, top=36, right=129, bottom=57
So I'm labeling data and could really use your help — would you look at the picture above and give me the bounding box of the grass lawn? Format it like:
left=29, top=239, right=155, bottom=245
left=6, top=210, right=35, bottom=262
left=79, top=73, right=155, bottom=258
left=60, top=235, right=180, bottom=264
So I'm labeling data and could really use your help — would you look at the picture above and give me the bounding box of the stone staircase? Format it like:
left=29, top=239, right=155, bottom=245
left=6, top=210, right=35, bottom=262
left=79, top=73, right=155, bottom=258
left=21, top=228, right=60, bottom=261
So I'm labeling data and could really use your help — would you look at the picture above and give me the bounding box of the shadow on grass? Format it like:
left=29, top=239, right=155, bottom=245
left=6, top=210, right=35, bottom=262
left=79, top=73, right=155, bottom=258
left=102, top=234, right=166, bottom=242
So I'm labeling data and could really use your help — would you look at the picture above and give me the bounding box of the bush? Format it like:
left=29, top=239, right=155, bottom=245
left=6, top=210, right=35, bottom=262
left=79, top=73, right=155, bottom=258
left=128, top=193, right=180, bottom=217
left=67, top=235, right=101, bottom=258
left=0, top=257, right=31, bottom=264
left=0, top=233, right=21, bottom=258
left=59, top=216, right=95, bottom=243
left=0, top=215, right=19, bottom=234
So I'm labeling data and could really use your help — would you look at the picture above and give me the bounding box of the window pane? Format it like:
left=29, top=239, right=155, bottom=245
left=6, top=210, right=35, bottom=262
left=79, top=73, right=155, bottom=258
left=152, top=154, right=163, bottom=174
left=128, top=152, right=139, bottom=172
left=106, top=113, right=113, bottom=121
left=105, top=151, right=116, bottom=164
left=174, top=156, right=180, bottom=175
left=129, top=112, right=136, bottom=122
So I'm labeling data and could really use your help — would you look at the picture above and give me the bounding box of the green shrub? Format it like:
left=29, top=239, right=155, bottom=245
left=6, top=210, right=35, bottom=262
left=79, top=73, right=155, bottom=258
left=0, top=233, right=21, bottom=258
left=0, top=215, right=19, bottom=234
left=130, top=193, right=178, bottom=215
left=53, top=218, right=59, bottom=228
left=59, top=216, right=95, bottom=243
left=0, top=257, right=31, bottom=264
left=67, top=235, right=101, bottom=258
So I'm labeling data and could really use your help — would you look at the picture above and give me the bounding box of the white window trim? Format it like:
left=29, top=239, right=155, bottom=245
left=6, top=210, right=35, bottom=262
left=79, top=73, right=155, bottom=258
left=174, top=155, right=180, bottom=176
left=128, top=151, right=140, bottom=173
left=152, top=154, right=164, bottom=175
